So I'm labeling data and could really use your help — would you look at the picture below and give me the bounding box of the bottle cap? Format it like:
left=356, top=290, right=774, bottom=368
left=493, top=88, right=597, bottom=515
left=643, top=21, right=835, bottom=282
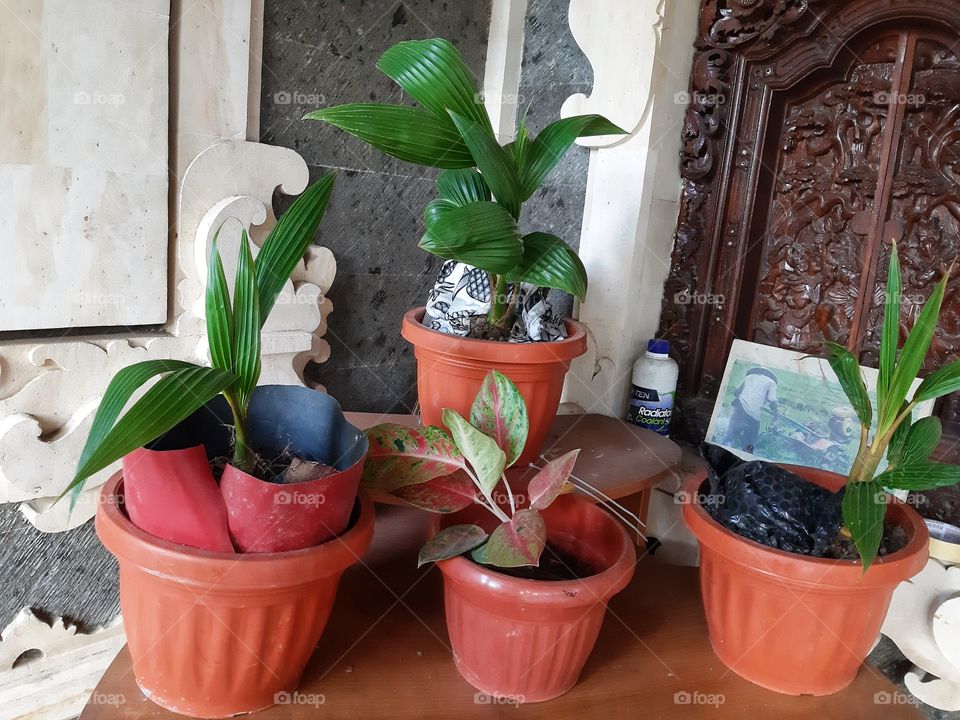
left=647, top=339, right=670, bottom=355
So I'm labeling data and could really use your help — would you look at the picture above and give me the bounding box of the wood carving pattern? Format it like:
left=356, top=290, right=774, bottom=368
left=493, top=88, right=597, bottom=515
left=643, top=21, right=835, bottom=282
left=658, top=0, right=960, bottom=451
left=753, top=48, right=894, bottom=352
left=702, top=0, right=822, bottom=49
left=863, top=39, right=960, bottom=366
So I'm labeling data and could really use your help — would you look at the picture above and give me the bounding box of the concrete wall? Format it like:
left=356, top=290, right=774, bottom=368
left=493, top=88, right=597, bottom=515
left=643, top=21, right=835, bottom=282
left=259, top=0, right=493, bottom=413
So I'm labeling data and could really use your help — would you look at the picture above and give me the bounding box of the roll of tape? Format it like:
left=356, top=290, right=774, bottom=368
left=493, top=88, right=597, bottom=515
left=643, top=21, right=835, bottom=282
left=925, top=519, right=960, bottom=564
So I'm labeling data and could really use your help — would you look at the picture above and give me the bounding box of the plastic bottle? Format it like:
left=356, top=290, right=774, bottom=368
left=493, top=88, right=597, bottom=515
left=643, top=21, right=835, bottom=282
left=626, top=339, right=679, bottom=436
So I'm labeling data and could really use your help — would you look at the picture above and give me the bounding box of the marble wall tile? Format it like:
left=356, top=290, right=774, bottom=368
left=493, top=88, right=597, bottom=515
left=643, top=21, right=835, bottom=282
left=0, top=0, right=169, bottom=332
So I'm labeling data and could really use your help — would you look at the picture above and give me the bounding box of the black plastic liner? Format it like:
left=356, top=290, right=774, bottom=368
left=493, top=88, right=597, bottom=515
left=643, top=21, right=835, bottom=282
left=699, top=443, right=844, bottom=556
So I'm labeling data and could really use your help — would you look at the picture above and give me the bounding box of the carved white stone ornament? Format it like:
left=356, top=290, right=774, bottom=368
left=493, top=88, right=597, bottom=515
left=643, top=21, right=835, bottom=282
left=881, top=551, right=960, bottom=711
left=560, top=0, right=698, bottom=418
left=560, top=0, right=666, bottom=146
left=0, top=610, right=125, bottom=720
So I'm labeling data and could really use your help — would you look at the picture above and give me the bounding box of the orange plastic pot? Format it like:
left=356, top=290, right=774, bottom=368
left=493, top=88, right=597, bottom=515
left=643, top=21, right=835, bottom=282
left=96, top=472, right=374, bottom=718
left=436, top=495, right=635, bottom=702
left=683, top=465, right=929, bottom=695
left=402, top=307, right=587, bottom=464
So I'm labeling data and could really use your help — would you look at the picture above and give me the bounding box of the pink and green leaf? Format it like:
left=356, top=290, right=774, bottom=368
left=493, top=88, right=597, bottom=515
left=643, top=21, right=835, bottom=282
left=442, top=409, right=506, bottom=494
left=471, top=509, right=546, bottom=568
left=528, top=449, right=579, bottom=510
left=363, top=423, right=466, bottom=492
left=470, top=370, right=528, bottom=467
left=391, top=470, right=477, bottom=513
left=418, top=524, right=488, bottom=567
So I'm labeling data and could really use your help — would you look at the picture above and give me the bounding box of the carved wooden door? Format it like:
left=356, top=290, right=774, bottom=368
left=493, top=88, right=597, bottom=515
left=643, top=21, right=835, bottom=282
left=660, top=1, right=960, bottom=461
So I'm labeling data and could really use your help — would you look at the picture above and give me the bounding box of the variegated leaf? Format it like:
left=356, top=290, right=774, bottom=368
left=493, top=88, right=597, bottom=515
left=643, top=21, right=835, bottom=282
left=418, top=524, right=488, bottom=567
left=528, top=449, right=579, bottom=510
left=391, top=470, right=477, bottom=513
left=363, top=423, right=465, bottom=492
left=442, top=409, right=506, bottom=495
left=470, top=370, right=528, bottom=467
left=471, top=509, right=546, bottom=568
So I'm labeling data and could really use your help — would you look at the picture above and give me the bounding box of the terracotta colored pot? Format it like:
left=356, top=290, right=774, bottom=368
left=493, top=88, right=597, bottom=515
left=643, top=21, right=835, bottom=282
left=401, top=307, right=587, bottom=464
left=683, top=465, right=929, bottom=696
left=97, top=472, right=374, bottom=718
left=436, top=495, right=635, bottom=702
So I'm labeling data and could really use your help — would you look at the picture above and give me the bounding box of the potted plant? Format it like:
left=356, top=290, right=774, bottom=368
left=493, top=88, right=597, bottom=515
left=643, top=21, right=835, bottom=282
left=306, top=38, right=626, bottom=462
left=362, top=370, right=636, bottom=702
left=683, top=242, right=960, bottom=695
left=59, top=176, right=375, bottom=718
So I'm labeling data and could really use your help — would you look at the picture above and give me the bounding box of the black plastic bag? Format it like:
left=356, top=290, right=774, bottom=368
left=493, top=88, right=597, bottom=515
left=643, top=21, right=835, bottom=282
left=700, top=443, right=843, bottom=556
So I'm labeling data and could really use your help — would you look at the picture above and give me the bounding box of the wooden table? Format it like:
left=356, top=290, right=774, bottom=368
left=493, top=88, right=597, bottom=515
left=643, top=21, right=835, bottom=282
left=346, top=411, right=687, bottom=527
left=82, top=504, right=921, bottom=719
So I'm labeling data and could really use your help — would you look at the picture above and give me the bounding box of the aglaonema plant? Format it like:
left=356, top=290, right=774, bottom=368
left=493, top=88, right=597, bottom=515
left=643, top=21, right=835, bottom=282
left=362, top=370, right=579, bottom=567
left=825, top=240, right=960, bottom=569
left=306, top=38, right=627, bottom=331
left=58, top=175, right=336, bottom=505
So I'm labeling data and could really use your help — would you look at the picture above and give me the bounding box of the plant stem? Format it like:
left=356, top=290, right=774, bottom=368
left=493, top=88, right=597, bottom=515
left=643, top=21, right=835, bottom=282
left=463, top=465, right=510, bottom=522
left=488, top=274, right=509, bottom=326
left=501, top=473, right=517, bottom=514
left=849, top=400, right=917, bottom=484
left=224, top=392, right=253, bottom=472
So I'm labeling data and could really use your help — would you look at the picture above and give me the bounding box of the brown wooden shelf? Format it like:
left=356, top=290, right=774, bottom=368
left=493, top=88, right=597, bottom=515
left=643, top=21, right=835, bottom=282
left=81, top=503, right=921, bottom=719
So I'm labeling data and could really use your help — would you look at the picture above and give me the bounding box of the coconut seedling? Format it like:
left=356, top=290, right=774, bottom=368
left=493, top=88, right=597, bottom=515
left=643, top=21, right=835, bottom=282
left=363, top=370, right=597, bottom=568
left=59, top=175, right=336, bottom=504
left=825, top=241, right=960, bottom=569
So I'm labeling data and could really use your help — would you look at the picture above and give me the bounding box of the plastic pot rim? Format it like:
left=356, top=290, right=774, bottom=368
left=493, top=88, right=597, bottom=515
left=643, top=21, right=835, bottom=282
left=401, top=307, right=587, bottom=363
left=96, top=471, right=375, bottom=586
left=682, top=464, right=929, bottom=588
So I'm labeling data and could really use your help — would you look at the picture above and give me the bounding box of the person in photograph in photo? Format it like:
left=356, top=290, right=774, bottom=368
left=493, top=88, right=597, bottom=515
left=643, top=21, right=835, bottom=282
left=726, top=367, right=780, bottom=453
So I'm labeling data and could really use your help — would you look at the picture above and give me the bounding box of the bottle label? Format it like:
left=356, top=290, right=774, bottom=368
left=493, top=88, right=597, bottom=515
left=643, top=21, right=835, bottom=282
left=626, top=385, right=673, bottom=435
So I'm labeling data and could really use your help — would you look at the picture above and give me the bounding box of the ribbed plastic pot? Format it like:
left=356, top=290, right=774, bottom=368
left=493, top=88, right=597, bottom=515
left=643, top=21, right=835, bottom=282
left=682, top=465, right=929, bottom=696
left=436, top=496, right=635, bottom=702
left=401, top=307, right=587, bottom=464
left=97, top=473, right=375, bottom=718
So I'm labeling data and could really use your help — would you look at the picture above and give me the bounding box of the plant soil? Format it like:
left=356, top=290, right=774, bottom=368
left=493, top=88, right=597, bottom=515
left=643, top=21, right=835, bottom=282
left=466, top=315, right=512, bottom=342
left=210, top=453, right=337, bottom=484
left=821, top=523, right=909, bottom=560
left=477, top=542, right=596, bottom=581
